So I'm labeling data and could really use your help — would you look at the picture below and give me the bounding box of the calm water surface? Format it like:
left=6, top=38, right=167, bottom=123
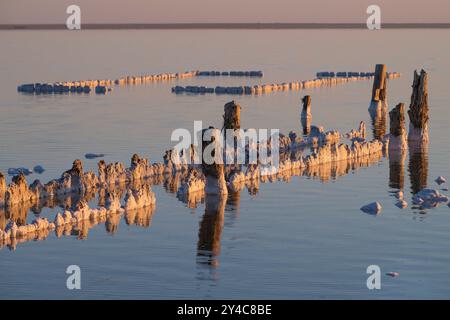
left=0, top=29, right=450, bottom=299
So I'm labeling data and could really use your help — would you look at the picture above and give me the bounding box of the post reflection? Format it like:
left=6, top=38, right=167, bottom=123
left=408, top=140, right=429, bottom=195
left=369, top=101, right=387, bottom=140
left=389, top=150, right=406, bottom=191
left=196, top=195, right=226, bottom=268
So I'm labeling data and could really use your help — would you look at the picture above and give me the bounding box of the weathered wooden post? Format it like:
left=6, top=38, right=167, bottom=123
left=197, top=194, right=226, bottom=267
left=301, top=95, right=311, bottom=135
left=408, top=69, right=429, bottom=143
left=369, top=64, right=388, bottom=140
left=407, top=69, right=429, bottom=194
left=388, top=103, right=407, bottom=150
left=202, top=127, right=228, bottom=195
left=223, top=100, right=243, bottom=170
left=223, top=100, right=241, bottom=130
left=388, top=103, right=407, bottom=194
left=371, top=64, right=387, bottom=103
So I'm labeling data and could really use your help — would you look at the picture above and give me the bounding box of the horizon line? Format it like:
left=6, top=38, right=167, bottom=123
left=1, top=23, right=450, bottom=30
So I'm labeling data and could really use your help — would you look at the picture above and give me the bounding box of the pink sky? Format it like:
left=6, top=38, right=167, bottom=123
left=0, top=0, right=449, bottom=24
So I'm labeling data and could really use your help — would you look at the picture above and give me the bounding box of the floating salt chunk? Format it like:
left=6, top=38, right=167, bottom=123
left=435, top=176, right=446, bottom=185
left=33, top=165, right=45, bottom=174
left=386, top=272, right=400, bottom=277
left=85, top=153, right=105, bottom=159
left=412, top=189, right=448, bottom=207
left=395, top=200, right=408, bottom=209
left=360, top=202, right=382, bottom=214
left=8, top=167, right=33, bottom=176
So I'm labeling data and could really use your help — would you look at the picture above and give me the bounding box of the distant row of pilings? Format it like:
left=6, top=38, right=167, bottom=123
left=16, top=70, right=263, bottom=95
left=172, top=71, right=401, bottom=95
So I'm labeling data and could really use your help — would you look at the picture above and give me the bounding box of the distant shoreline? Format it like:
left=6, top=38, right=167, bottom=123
left=1, top=23, right=450, bottom=30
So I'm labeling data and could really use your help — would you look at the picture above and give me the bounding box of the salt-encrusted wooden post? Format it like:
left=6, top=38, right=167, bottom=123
left=388, top=103, right=407, bottom=191
left=407, top=69, right=429, bottom=143
left=223, top=100, right=241, bottom=130
left=223, top=100, right=242, bottom=167
left=301, top=95, right=312, bottom=135
left=202, top=127, right=228, bottom=195
left=0, top=172, right=5, bottom=205
left=371, top=64, right=387, bottom=103
left=197, top=194, right=226, bottom=267
left=388, top=103, right=407, bottom=150
left=407, top=70, right=429, bottom=194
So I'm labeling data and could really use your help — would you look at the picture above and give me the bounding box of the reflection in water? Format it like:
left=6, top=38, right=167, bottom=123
left=408, top=140, right=429, bottom=195
left=368, top=101, right=387, bottom=140
left=124, top=206, right=156, bottom=228
left=0, top=204, right=156, bottom=251
left=301, top=117, right=311, bottom=136
left=177, top=190, right=205, bottom=209
left=389, top=150, right=406, bottom=191
left=226, top=192, right=240, bottom=216
left=1, top=146, right=385, bottom=252
left=197, top=195, right=226, bottom=268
